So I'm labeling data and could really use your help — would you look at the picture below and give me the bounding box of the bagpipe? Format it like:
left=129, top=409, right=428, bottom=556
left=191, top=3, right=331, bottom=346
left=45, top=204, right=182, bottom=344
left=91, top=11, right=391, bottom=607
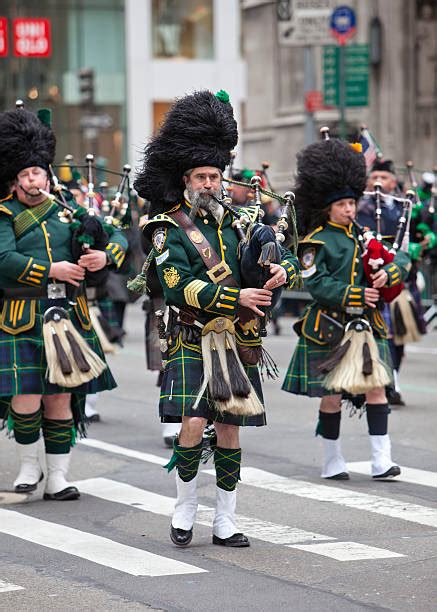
left=213, top=174, right=300, bottom=338
left=352, top=183, right=415, bottom=303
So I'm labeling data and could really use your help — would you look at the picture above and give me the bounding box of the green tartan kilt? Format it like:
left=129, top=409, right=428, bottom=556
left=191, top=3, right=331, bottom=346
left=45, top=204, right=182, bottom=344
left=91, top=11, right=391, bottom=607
left=0, top=296, right=116, bottom=431
left=159, top=336, right=266, bottom=427
left=97, top=296, right=119, bottom=329
left=282, top=334, right=392, bottom=398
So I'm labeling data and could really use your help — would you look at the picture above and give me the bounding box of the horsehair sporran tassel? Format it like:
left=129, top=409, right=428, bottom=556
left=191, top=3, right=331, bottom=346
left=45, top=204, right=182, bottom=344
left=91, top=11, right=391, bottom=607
left=89, top=304, right=116, bottom=354
left=192, top=317, right=264, bottom=416
left=224, top=333, right=251, bottom=398
left=210, top=335, right=231, bottom=402
left=43, top=306, right=107, bottom=387
left=390, top=289, right=422, bottom=345
left=322, top=320, right=391, bottom=394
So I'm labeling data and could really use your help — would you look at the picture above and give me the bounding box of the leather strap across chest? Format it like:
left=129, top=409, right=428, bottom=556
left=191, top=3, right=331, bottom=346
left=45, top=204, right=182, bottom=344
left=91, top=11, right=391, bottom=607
left=171, top=208, right=238, bottom=287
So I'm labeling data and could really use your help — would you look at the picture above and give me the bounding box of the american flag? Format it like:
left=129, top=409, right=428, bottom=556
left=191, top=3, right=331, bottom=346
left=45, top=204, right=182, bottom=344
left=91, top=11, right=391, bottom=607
left=359, top=126, right=380, bottom=171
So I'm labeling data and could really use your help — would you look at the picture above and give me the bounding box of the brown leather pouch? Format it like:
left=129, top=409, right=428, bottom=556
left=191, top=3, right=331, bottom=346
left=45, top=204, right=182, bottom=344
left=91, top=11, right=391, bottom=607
left=236, top=343, right=262, bottom=366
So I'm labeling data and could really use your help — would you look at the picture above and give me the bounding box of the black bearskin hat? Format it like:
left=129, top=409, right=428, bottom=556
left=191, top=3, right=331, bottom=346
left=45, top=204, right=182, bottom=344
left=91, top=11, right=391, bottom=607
left=0, top=108, right=56, bottom=193
left=294, top=138, right=366, bottom=235
left=134, top=90, right=238, bottom=215
left=371, top=158, right=396, bottom=175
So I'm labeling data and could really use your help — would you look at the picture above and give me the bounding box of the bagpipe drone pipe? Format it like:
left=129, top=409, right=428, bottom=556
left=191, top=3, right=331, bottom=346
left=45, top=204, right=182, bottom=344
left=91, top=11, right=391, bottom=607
left=212, top=178, right=299, bottom=338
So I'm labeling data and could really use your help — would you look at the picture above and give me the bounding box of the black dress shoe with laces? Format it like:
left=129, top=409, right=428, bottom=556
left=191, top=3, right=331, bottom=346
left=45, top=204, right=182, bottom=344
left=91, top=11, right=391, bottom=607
left=170, top=525, right=193, bottom=547
left=373, top=465, right=401, bottom=479
left=212, top=533, right=250, bottom=547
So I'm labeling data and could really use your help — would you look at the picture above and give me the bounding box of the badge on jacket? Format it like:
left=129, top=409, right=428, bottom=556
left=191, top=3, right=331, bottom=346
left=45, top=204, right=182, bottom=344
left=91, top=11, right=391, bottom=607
left=152, top=228, right=167, bottom=253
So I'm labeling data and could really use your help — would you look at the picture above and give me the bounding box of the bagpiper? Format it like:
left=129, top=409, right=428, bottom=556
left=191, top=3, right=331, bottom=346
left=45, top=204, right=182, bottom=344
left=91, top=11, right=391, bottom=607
left=0, top=105, right=127, bottom=499
left=133, top=90, right=300, bottom=547
left=282, top=135, right=411, bottom=481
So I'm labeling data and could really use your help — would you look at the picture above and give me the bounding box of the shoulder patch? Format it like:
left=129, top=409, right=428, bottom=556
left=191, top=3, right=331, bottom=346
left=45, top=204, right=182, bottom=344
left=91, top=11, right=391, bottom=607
left=0, top=204, right=13, bottom=216
left=152, top=227, right=167, bottom=253
left=300, top=247, right=316, bottom=270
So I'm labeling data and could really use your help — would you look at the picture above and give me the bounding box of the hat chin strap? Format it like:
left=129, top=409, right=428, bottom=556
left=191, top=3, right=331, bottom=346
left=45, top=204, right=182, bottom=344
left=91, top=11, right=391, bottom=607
left=16, top=181, right=44, bottom=198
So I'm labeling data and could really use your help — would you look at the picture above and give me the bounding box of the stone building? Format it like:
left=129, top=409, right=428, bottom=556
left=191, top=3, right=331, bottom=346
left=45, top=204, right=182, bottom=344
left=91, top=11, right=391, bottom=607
left=241, top=0, right=437, bottom=189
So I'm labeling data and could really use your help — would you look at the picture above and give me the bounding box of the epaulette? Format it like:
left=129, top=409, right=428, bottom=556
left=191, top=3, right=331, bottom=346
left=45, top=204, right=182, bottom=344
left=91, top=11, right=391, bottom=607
left=142, top=212, right=179, bottom=239
left=0, top=204, right=13, bottom=216
left=299, top=226, right=325, bottom=246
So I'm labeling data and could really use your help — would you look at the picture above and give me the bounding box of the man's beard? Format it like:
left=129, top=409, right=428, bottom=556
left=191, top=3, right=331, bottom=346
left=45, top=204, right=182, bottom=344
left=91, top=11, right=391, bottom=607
left=186, top=185, right=223, bottom=221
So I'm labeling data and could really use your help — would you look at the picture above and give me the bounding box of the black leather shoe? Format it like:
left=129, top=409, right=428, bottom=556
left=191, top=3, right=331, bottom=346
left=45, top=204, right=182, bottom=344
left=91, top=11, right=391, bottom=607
left=212, top=533, right=250, bottom=547
left=43, top=486, right=80, bottom=501
left=326, top=472, right=350, bottom=480
left=15, top=472, right=44, bottom=493
left=170, top=525, right=193, bottom=547
left=373, top=465, right=401, bottom=479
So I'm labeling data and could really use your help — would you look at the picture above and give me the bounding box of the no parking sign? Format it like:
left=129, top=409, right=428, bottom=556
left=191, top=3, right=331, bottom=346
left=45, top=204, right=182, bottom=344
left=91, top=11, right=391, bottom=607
left=330, top=5, right=356, bottom=45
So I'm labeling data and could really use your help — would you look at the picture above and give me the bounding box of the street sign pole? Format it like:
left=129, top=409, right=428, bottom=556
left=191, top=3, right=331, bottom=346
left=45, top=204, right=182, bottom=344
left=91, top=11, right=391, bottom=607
left=304, top=46, right=317, bottom=145
left=339, top=45, right=346, bottom=138
left=330, top=6, right=357, bottom=137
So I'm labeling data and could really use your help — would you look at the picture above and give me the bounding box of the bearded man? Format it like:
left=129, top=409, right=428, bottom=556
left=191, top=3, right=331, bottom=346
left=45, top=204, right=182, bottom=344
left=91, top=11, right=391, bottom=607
left=134, top=90, right=299, bottom=548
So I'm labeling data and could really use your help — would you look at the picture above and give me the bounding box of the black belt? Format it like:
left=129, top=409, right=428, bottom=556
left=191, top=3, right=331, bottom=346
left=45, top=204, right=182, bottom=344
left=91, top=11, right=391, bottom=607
left=2, top=284, right=85, bottom=299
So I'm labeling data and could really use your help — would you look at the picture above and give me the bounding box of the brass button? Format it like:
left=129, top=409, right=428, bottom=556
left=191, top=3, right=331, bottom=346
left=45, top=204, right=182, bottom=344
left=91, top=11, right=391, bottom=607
left=220, top=294, right=225, bottom=299
left=223, top=245, right=227, bottom=251
left=204, top=219, right=208, bottom=224
left=332, top=312, right=338, bottom=318
left=217, top=302, right=222, bottom=308
left=353, top=272, right=357, bottom=276
left=355, top=258, right=359, bottom=263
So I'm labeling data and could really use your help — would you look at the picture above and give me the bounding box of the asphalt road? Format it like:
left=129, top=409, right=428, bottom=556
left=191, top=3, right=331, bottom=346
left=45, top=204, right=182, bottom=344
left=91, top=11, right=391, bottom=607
left=1, top=303, right=436, bottom=611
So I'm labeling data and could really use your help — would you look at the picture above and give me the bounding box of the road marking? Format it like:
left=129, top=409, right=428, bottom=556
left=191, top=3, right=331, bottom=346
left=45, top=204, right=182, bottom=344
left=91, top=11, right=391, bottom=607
left=289, top=541, right=404, bottom=561
left=0, top=509, right=206, bottom=577
left=75, top=477, right=334, bottom=546
left=348, top=462, right=437, bottom=489
left=79, top=438, right=167, bottom=466
left=76, top=478, right=403, bottom=560
left=0, top=580, right=24, bottom=593
left=240, top=467, right=437, bottom=529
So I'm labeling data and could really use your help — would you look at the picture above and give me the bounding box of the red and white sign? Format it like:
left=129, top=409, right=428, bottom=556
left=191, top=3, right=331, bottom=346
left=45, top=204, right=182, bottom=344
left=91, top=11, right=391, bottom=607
left=305, top=90, right=324, bottom=113
left=13, top=18, right=51, bottom=57
left=0, top=17, right=8, bottom=57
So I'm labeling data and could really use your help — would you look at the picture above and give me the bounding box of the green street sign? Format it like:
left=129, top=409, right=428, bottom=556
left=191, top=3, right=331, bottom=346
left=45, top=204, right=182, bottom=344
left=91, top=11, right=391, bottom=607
left=323, top=44, right=369, bottom=107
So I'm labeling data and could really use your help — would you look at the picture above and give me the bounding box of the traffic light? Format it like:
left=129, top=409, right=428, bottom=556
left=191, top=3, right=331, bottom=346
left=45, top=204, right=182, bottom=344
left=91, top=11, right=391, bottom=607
left=78, top=68, right=94, bottom=106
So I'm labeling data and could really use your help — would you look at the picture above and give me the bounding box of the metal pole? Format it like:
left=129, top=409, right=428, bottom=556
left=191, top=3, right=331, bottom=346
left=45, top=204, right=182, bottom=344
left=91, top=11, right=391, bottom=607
left=303, top=45, right=317, bottom=145
left=339, top=44, right=346, bottom=138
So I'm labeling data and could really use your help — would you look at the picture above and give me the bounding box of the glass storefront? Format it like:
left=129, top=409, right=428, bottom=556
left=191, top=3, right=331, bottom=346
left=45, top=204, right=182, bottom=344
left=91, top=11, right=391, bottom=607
left=152, top=0, right=213, bottom=59
left=0, top=0, right=127, bottom=171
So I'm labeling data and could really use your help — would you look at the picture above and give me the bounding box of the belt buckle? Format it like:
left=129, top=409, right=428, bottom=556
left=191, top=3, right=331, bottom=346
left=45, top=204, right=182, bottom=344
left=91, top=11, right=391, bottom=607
left=206, top=260, right=232, bottom=284
left=47, top=282, right=66, bottom=300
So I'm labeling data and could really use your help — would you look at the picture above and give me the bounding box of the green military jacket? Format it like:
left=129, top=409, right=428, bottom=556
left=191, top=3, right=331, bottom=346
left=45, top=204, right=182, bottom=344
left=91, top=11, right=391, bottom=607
left=0, top=194, right=128, bottom=334
left=145, top=200, right=299, bottom=344
left=296, top=221, right=411, bottom=345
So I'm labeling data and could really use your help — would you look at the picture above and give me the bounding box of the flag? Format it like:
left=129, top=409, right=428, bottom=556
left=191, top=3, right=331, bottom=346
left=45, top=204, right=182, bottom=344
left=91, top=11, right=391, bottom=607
left=359, top=126, right=381, bottom=172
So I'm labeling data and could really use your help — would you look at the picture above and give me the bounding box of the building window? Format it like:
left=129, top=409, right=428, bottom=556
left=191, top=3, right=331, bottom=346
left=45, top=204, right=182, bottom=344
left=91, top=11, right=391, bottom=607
left=152, top=0, right=214, bottom=59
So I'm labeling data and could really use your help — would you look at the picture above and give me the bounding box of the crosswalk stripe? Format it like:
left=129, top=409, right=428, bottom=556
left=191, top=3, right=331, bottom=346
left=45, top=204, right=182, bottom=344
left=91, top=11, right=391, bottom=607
left=79, top=438, right=167, bottom=466
left=0, top=580, right=24, bottom=593
left=239, top=467, right=437, bottom=529
left=75, top=477, right=335, bottom=546
left=348, top=462, right=437, bottom=489
left=75, top=477, right=403, bottom=560
left=289, top=542, right=404, bottom=561
left=0, top=509, right=206, bottom=577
